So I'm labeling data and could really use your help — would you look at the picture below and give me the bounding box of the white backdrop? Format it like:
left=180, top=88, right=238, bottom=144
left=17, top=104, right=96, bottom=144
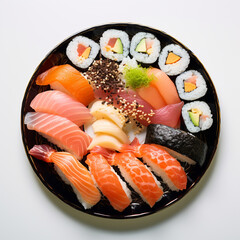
left=1, top=0, right=239, bottom=239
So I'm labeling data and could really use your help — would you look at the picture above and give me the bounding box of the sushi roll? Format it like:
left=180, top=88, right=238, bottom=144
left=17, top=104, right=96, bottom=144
left=175, top=70, right=207, bottom=100
left=100, top=29, right=130, bottom=61
left=182, top=101, right=213, bottom=133
left=66, top=36, right=100, bottom=69
left=145, top=124, right=208, bottom=166
left=158, top=44, right=190, bottom=76
left=130, top=32, right=161, bottom=64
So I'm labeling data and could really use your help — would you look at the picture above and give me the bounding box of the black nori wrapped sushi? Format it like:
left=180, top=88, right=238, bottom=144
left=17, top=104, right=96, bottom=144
left=145, top=124, right=207, bottom=166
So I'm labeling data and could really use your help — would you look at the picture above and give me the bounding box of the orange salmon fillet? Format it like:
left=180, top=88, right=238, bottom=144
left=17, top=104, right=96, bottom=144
left=113, top=152, right=163, bottom=207
left=29, top=145, right=101, bottom=209
left=86, top=153, right=131, bottom=212
left=30, top=90, right=92, bottom=126
left=148, top=68, right=181, bottom=105
left=36, top=64, right=95, bottom=106
left=24, top=112, right=92, bottom=160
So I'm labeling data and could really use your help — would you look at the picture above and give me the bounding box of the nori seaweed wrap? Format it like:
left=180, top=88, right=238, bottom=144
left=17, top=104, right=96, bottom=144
left=145, top=124, right=207, bottom=166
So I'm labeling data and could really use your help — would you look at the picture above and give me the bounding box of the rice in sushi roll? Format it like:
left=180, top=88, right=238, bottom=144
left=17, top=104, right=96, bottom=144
left=100, top=29, right=130, bottom=61
left=66, top=36, right=100, bottom=69
left=158, top=44, right=190, bottom=76
left=182, top=101, right=213, bottom=133
left=130, top=32, right=161, bottom=64
left=175, top=70, right=207, bottom=100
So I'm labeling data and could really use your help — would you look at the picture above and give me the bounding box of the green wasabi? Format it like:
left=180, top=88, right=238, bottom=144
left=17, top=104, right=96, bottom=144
left=123, top=66, right=152, bottom=89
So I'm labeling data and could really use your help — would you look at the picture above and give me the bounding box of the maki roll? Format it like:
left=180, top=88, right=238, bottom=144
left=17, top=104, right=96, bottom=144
left=130, top=32, right=161, bottom=64
left=66, top=36, right=100, bottom=69
left=100, top=29, right=130, bottom=61
left=145, top=124, right=208, bottom=166
left=158, top=44, right=190, bottom=76
left=182, top=101, right=213, bottom=133
left=175, top=70, right=207, bottom=100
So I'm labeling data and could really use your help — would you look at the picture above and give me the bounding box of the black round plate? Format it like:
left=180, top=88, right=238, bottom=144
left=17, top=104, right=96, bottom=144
left=21, top=23, right=220, bottom=219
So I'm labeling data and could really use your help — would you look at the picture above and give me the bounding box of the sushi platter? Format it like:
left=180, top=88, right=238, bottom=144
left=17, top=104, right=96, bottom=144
left=21, top=23, right=220, bottom=218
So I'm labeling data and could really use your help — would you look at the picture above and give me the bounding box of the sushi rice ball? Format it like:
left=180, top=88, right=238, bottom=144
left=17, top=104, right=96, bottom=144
left=182, top=101, right=213, bottom=133
left=130, top=32, right=161, bottom=64
left=66, top=36, right=100, bottom=69
left=175, top=70, right=207, bottom=100
left=158, top=44, right=190, bottom=76
left=100, top=29, right=130, bottom=61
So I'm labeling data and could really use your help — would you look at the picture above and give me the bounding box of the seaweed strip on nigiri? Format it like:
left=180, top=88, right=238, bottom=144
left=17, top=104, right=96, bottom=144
left=29, top=145, right=101, bottom=209
left=145, top=124, right=208, bottom=166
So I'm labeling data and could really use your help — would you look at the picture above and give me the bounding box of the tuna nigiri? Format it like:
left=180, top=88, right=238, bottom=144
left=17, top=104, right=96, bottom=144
left=36, top=64, right=95, bottom=106
left=29, top=145, right=101, bottom=209
left=30, top=90, right=92, bottom=126
left=91, top=147, right=163, bottom=208
left=121, top=139, right=187, bottom=191
left=86, top=153, right=131, bottom=212
left=24, top=112, right=92, bottom=160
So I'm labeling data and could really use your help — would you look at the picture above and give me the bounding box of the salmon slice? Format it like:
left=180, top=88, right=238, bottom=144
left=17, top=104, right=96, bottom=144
left=24, top=112, right=92, bottom=160
left=36, top=64, right=95, bottom=106
left=86, top=153, right=131, bottom=212
left=112, top=152, right=163, bottom=207
left=91, top=146, right=163, bottom=207
left=148, top=68, right=181, bottom=105
left=136, top=84, right=167, bottom=109
left=30, top=90, right=92, bottom=126
left=29, top=145, right=101, bottom=209
left=121, top=139, right=187, bottom=191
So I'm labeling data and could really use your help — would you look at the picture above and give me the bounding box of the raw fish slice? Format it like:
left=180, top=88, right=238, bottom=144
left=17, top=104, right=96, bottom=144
left=121, top=139, right=187, bottom=191
left=91, top=147, right=163, bottom=207
left=86, top=153, right=131, bottom=212
left=94, top=88, right=156, bottom=126
left=30, top=90, right=92, bottom=126
left=151, top=101, right=184, bottom=128
left=24, top=112, right=92, bottom=160
left=113, top=152, right=163, bottom=207
left=36, top=64, right=95, bottom=106
left=94, top=87, right=182, bottom=127
left=147, top=68, right=181, bottom=104
left=29, top=145, right=101, bottom=209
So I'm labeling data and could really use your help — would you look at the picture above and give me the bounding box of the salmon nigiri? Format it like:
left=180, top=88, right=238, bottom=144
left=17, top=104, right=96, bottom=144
left=29, top=145, right=101, bottom=209
left=147, top=68, right=181, bottom=105
left=86, top=153, right=131, bottom=212
left=121, top=139, right=187, bottom=191
left=30, top=90, right=92, bottom=126
left=92, top=146, right=163, bottom=208
left=129, top=67, right=181, bottom=110
left=36, top=64, right=95, bottom=106
left=24, top=112, right=92, bottom=160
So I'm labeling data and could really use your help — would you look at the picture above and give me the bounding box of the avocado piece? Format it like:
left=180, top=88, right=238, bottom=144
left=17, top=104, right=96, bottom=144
left=112, top=38, right=123, bottom=54
left=189, top=111, right=200, bottom=127
left=135, top=38, right=146, bottom=52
